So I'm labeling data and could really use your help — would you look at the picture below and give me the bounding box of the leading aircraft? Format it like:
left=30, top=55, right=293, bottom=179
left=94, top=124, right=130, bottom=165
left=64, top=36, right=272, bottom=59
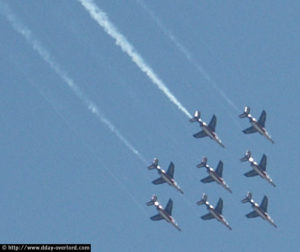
left=241, top=192, right=277, bottom=228
left=240, top=151, right=276, bottom=187
left=190, top=110, right=225, bottom=148
left=146, top=195, right=181, bottom=231
left=196, top=193, right=232, bottom=230
left=148, top=158, right=184, bottom=194
left=239, top=106, right=274, bottom=144
left=197, top=157, right=232, bottom=193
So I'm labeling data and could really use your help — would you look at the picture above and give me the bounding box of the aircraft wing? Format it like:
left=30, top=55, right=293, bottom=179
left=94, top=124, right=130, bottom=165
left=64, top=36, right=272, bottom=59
left=258, top=110, right=266, bottom=127
left=208, top=115, right=217, bottom=132
left=167, top=162, right=175, bottom=178
left=152, top=177, right=166, bottom=185
left=215, top=161, right=223, bottom=177
left=246, top=211, right=259, bottom=218
left=259, top=154, right=267, bottom=171
left=243, top=126, right=258, bottom=134
left=244, top=170, right=259, bottom=177
left=201, top=175, right=214, bottom=183
left=150, top=214, right=163, bottom=221
left=193, top=130, right=208, bottom=138
left=260, top=196, right=268, bottom=212
left=215, top=198, right=223, bottom=214
left=165, top=199, right=173, bottom=216
left=201, top=213, right=215, bottom=220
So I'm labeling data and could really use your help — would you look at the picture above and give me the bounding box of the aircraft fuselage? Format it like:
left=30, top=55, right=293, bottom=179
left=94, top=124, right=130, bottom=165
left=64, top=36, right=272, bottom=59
left=249, top=118, right=274, bottom=143
left=155, top=204, right=172, bottom=223
left=249, top=161, right=275, bottom=187
left=202, top=124, right=214, bottom=139
left=151, top=201, right=181, bottom=231
left=157, top=168, right=184, bottom=194
left=204, top=202, right=232, bottom=230
left=251, top=121, right=264, bottom=134
left=155, top=204, right=181, bottom=231
left=208, top=206, right=222, bottom=222
left=205, top=166, right=232, bottom=193
left=249, top=201, right=277, bottom=228
left=209, top=169, right=224, bottom=185
left=202, top=125, right=225, bottom=148
left=194, top=118, right=224, bottom=147
left=158, top=169, right=173, bottom=186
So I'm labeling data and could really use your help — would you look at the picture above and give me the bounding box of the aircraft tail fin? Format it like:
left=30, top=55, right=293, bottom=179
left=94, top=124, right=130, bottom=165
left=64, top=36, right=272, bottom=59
left=240, top=151, right=251, bottom=162
left=146, top=195, right=158, bottom=206
left=241, top=192, right=252, bottom=203
left=148, top=158, right=159, bottom=170
left=239, top=106, right=250, bottom=118
left=196, top=193, right=208, bottom=205
left=196, top=157, right=208, bottom=168
left=189, top=110, right=201, bottom=122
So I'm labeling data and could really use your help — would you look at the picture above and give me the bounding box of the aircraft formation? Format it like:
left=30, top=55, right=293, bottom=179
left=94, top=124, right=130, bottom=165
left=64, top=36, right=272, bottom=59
left=146, top=106, right=277, bottom=231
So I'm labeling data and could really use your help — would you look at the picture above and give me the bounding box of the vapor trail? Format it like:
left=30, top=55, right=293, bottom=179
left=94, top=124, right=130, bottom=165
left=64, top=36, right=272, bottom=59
left=78, top=0, right=192, bottom=118
left=136, top=0, right=239, bottom=112
left=0, top=2, right=147, bottom=164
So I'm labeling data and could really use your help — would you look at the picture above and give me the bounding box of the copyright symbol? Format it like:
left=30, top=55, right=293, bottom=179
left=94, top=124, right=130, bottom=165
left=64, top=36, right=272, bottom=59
left=2, top=245, right=7, bottom=250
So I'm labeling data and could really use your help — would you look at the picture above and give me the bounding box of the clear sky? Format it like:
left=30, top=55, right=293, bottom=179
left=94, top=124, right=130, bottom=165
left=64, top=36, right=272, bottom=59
left=0, top=0, right=299, bottom=251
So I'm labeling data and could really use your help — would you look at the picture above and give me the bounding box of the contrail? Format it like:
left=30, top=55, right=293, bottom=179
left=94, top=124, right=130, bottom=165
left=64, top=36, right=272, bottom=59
left=0, top=2, right=147, bottom=164
left=16, top=67, right=148, bottom=216
left=78, top=0, right=192, bottom=119
left=136, top=0, right=239, bottom=112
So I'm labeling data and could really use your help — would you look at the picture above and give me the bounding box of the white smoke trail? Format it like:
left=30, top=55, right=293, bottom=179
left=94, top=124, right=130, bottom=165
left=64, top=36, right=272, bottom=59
left=78, top=0, right=192, bottom=119
left=19, top=69, right=149, bottom=216
left=0, top=2, right=147, bottom=164
left=136, top=0, right=240, bottom=112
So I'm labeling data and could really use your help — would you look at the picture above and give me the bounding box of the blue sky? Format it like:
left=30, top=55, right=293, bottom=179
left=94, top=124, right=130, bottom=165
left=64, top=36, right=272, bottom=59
left=0, top=0, right=299, bottom=251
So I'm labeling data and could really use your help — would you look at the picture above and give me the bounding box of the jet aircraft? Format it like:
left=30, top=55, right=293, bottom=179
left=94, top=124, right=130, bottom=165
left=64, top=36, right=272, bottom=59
left=148, top=158, right=184, bottom=194
left=146, top=195, right=181, bottom=231
left=197, top=157, right=232, bottom=193
left=196, top=193, right=232, bottom=230
left=190, top=110, right=225, bottom=148
left=240, top=151, right=276, bottom=187
left=241, top=192, right=277, bottom=228
left=239, top=106, right=274, bottom=144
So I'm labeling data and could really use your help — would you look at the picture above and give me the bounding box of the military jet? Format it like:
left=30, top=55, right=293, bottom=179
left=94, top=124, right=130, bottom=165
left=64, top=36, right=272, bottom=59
left=146, top=195, right=181, bottom=231
left=239, top=106, right=274, bottom=144
left=148, top=158, right=184, bottom=194
left=197, top=157, right=232, bottom=193
left=196, top=193, right=232, bottom=230
left=241, top=192, right=277, bottom=228
left=190, top=110, right=225, bottom=148
left=240, top=151, right=276, bottom=187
